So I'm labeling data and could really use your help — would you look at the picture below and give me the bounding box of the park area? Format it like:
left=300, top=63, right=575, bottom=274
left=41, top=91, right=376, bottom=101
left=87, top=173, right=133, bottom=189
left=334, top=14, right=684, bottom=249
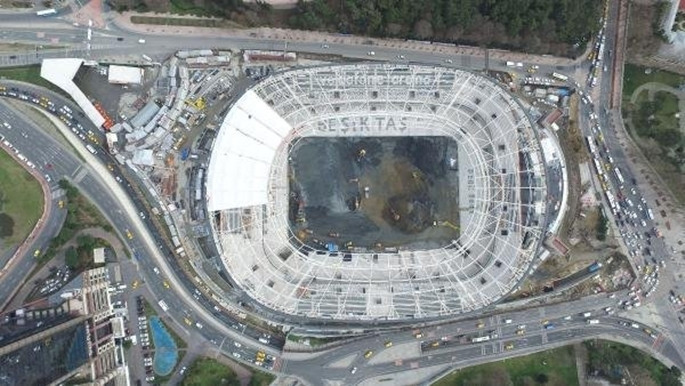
left=0, top=149, right=43, bottom=254
left=434, top=345, right=578, bottom=386
left=622, top=64, right=685, bottom=203
left=181, top=356, right=274, bottom=386
left=433, top=340, right=681, bottom=386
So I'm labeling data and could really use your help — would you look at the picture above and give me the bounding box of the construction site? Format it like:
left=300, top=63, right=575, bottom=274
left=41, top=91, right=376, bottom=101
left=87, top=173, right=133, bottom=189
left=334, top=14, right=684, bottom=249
left=288, top=136, right=460, bottom=251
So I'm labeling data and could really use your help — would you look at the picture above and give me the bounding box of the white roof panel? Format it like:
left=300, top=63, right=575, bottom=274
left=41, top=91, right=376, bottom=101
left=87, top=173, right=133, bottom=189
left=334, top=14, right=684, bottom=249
left=206, top=89, right=293, bottom=211
left=40, top=59, right=106, bottom=128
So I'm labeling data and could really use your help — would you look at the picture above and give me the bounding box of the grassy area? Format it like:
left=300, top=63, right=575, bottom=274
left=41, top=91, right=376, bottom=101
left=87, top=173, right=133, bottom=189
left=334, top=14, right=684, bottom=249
left=248, top=370, right=275, bottom=386
left=130, top=15, right=243, bottom=29
left=434, top=345, right=579, bottom=386
left=181, top=357, right=240, bottom=386
left=0, top=149, right=44, bottom=251
left=585, top=340, right=681, bottom=386
left=0, top=65, right=64, bottom=94
left=169, top=0, right=210, bottom=16
left=623, top=63, right=685, bottom=98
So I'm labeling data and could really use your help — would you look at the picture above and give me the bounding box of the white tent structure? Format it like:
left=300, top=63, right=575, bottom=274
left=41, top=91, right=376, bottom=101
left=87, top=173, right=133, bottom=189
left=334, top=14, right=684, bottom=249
left=108, top=65, right=143, bottom=85
left=40, top=58, right=106, bottom=128
left=206, top=90, right=292, bottom=211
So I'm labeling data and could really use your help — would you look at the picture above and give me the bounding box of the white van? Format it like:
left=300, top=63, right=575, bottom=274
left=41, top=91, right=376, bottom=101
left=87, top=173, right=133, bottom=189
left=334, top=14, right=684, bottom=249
left=138, top=39, right=146, bottom=44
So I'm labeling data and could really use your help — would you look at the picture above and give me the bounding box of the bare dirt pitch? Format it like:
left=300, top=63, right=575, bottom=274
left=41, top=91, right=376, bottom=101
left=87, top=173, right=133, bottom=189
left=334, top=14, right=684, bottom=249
left=288, top=136, right=459, bottom=251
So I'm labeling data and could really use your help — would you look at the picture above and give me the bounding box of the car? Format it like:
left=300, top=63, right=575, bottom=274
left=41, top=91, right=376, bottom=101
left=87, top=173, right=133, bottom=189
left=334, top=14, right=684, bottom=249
left=139, top=211, right=146, bottom=219
left=117, top=37, right=124, bottom=41
left=414, top=332, right=423, bottom=339
left=444, top=59, right=453, bottom=63
left=476, top=322, right=485, bottom=328
left=34, top=249, right=41, bottom=257
left=180, top=366, right=187, bottom=375
left=384, top=341, right=393, bottom=348
left=350, top=367, right=358, bottom=374
left=367, top=51, right=375, bottom=56
left=232, top=352, right=241, bottom=359
left=195, top=322, right=203, bottom=329
left=234, top=341, right=242, bottom=348
left=364, top=350, right=373, bottom=359
left=321, top=44, right=329, bottom=49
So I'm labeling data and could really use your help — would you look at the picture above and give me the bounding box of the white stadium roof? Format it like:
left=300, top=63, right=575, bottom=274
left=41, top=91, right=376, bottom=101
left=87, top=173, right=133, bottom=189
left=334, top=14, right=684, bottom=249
left=206, top=63, right=548, bottom=321
left=206, top=90, right=292, bottom=211
left=108, top=65, right=143, bottom=84
left=40, top=58, right=106, bottom=128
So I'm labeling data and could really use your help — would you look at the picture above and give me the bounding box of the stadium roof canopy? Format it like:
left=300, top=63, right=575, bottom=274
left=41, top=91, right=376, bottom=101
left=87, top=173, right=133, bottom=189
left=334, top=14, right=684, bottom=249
left=107, top=65, right=143, bottom=85
left=40, top=58, right=105, bottom=128
left=206, top=90, right=292, bottom=211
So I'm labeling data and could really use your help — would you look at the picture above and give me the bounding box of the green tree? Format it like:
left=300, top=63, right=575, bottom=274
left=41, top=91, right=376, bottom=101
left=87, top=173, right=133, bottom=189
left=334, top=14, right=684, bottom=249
left=65, top=246, right=79, bottom=269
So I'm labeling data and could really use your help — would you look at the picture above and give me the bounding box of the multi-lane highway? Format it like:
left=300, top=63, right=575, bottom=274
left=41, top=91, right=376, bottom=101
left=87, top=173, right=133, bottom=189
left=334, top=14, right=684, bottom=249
left=1, top=1, right=684, bottom=385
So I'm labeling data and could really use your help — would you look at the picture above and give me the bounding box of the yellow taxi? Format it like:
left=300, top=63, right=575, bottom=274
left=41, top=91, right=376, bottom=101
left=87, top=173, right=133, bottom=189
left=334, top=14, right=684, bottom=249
left=516, top=329, right=525, bottom=335
left=33, top=249, right=41, bottom=257
left=58, top=200, right=64, bottom=209
left=183, top=317, right=192, bottom=326
left=132, top=280, right=139, bottom=289
left=126, top=229, right=133, bottom=239
left=384, top=341, right=393, bottom=348
left=163, top=280, right=170, bottom=289
left=505, top=343, right=514, bottom=350
left=476, top=322, right=485, bottom=328
left=431, top=341, right=440, bottom=347
left=256, top=351, right=266, bottom=360
left=364, top=350, right=373, bottom=359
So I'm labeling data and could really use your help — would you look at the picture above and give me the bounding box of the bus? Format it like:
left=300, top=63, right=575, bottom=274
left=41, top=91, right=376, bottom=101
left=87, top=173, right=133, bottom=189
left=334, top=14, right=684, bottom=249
left=36, top=8, right=57, bottom=16
left=552, top=72, right=568, bottom=82
left=586, top=136, right=597, bottom=154
left=614, top=167, right=624, bottom=185
left=471, top=336, right=490, bottom=343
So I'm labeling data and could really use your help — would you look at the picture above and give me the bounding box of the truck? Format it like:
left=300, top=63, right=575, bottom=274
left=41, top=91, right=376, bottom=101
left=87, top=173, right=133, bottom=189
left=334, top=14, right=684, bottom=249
left=180, top=147, right=190, bottom=161
left=158, top=300, right=169, bottom=312
left=586, top=319, right=600, bottom=325
left=506, top=61, right=515, bottom=67
left=552, top=72, right=569, bottom=82
left=587, top=262, right=601, bottom=273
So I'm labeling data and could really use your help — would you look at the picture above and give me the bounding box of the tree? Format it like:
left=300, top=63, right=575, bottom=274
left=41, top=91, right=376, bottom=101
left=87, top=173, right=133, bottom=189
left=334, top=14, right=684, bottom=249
left=65, top=246, right=79, bottom=269
left=535, top=373, right=549, bottom=384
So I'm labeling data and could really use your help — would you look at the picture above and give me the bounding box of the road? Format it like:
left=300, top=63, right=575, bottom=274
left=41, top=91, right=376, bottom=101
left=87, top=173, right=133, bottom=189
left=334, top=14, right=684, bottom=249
left=0, top=99, right=68, bottom=310
left=0, top=1, right=684, bottom=385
